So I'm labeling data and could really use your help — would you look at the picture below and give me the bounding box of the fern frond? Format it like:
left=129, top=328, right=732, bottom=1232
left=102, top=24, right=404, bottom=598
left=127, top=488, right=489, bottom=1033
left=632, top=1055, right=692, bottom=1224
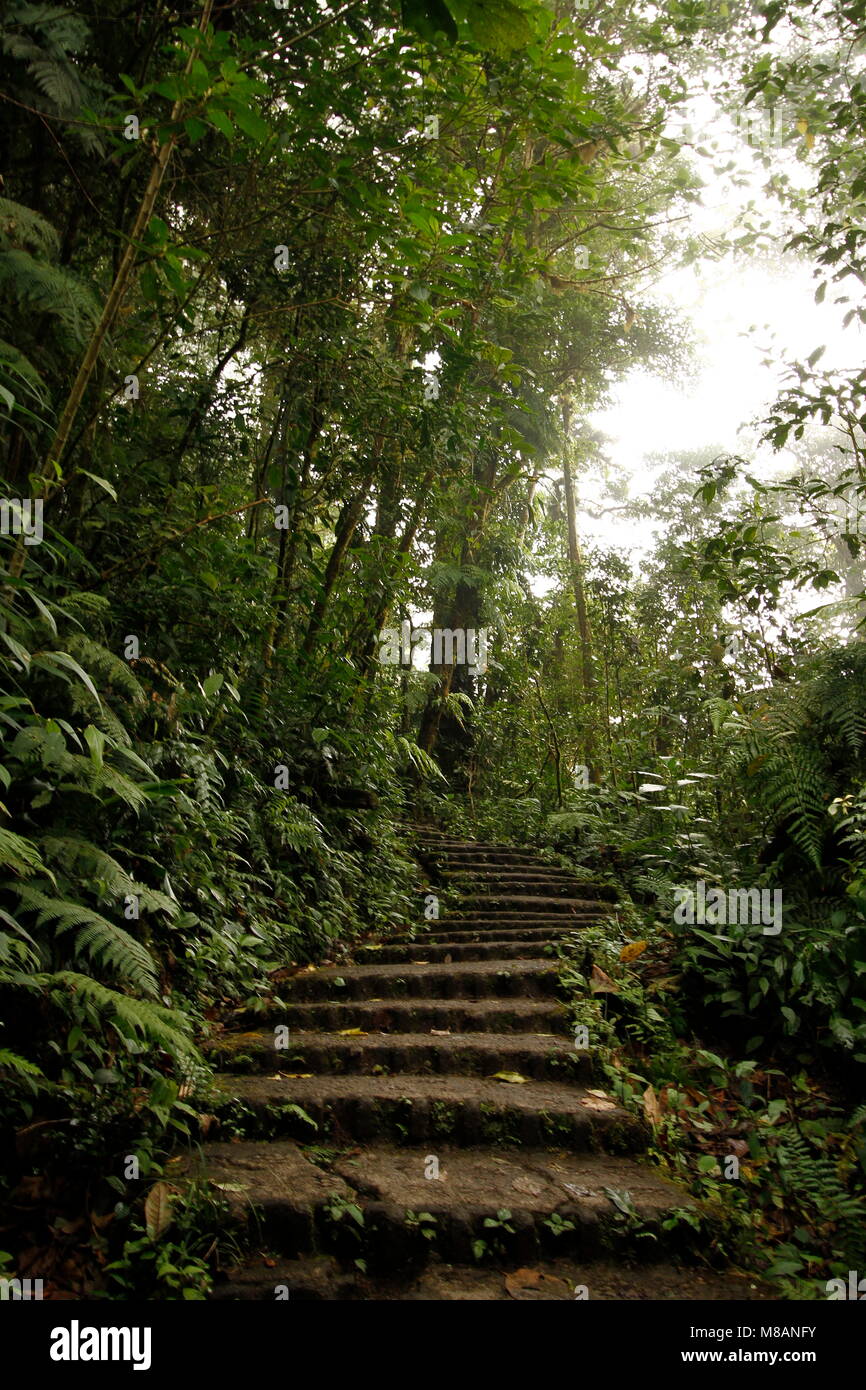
left=0, top=825, right=45, bottom=877
left=0, top=1048, right=43, bottom=1085
left=49, top=971, right=199, bottom=1064
left=26, top=55, right=81, bottom=111
left=10, top=883, right=159, bottom=995
left=0, top=249, right=99, bottom=343
left=393, top=734, right=445, bottom=781
left=40, top=836, right=178, bottom=916
left=0, top=196, right=60, bottom=257
left=65, top=635, right=146, bottom=706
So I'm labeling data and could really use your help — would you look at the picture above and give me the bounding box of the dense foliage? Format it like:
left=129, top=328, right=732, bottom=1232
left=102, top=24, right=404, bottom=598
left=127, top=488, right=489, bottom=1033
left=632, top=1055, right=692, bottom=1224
left=2, top=0, right=866, bottom=1298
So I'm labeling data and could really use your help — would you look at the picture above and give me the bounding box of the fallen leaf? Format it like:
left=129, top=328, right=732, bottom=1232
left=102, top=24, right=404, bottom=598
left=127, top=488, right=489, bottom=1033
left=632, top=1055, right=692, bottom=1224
left=337, top=1028, right=367, bottom=1036
left=590, top=964, right=619, bottom=993
left=582, top=1090, right=617, bottom=1110
left=491, top=1071, right=529, bottom=1084
left=648, top=975, right=677, bottom=993
left=50, top=1216, right=84, bottom=1236
left=511, top=1177, right=542, bottom=1196
left=276, top=1072, right=314, bottom=1079
left=505, top=1267, right=570, bottom=1301
left=430, top=1029, right=451, bottom=1035
left=144, top=1182, right=173, bottom=1241
left=643, top=1084, right=663, bottom=1127
left=562, top=1182, right=596, bottom=1199
left=619, top=940, right=648, bottom=963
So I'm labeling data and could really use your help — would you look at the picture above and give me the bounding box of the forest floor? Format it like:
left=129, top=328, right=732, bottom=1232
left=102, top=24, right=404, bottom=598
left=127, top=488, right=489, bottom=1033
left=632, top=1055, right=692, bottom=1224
left=190, top=828, right=775, bottom=1301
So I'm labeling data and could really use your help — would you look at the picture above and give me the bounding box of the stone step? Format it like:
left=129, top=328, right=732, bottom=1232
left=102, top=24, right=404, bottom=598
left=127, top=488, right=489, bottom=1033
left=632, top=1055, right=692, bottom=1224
left=410, top=926, right=583, bottom=944
left=449, top=896, right=614, bottom=915
left=447, top=879, right=606, bottom=900
left=236, top=997, right=572, bottom=1034
left=356, top=939, right=560, bottom=962
left=185, top=1141, right=688, bottom=1272
left=426, top=916, right=597, bottom=930
left=411, top=833, right=511, bottom=846
left=426, top=852, right=552, bottom=867
left=414, top=834, right=517, bottom=845
left=210, top=1253, right=770, bottom=1302
left=442, top=866, right=581, bottom=880
left=285, top=959, right=559, bottom=1003
left=213, top=1075, right=646, bottom=1151
left=205, top=1029, right=590, bottom=1081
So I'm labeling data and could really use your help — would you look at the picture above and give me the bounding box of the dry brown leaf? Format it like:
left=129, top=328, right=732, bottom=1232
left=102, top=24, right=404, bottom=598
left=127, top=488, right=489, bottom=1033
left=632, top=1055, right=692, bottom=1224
left=582, top=1092, right=616, bottom=1110
left=619, top=940, right=648, bottom=963
left=643, top=1083, right=663, bottom=1127
left=511, top=1177, right=543, bottom=1197
left=505, top=1267, right=570, bottom=1301
left=144, top=1181, right=173, bottom=1241
left=590, top=964, right=619, bottom=993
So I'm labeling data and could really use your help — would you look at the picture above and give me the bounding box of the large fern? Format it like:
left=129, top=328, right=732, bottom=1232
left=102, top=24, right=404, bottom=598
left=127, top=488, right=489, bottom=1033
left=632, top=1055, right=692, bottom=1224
left=0, top=825, right=46, bottom=878
left=48, top=972, right=199, bottom=1065
left=739, top=644, right=866, bottom=867
left=0, top=3, right=102, bottom=152
left=40, top=836, right=178, bottom=916
left=0, top=248, right=99, bottom=344
left=10, top=882, right=160, bottom=996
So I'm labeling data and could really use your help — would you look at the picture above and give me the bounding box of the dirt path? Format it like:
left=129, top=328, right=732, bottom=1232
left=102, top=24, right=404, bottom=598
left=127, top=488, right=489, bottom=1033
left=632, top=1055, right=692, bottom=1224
left=190, top=829, right=770, bottom=1300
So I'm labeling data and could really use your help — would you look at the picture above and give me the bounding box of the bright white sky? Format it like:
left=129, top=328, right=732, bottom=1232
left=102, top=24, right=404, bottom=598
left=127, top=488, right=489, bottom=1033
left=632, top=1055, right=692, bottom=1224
left=578, top=92, right=866, bottom=559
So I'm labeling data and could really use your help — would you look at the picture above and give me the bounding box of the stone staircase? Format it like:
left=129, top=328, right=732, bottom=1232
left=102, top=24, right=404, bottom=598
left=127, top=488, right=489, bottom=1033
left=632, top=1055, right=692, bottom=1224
left=187, top=828, right=760, bottom=1300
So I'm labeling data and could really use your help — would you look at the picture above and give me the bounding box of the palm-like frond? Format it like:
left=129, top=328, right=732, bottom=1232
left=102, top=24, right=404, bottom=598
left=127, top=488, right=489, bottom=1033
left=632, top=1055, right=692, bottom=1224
left=49, top=971, right=198, bottom=1063
left=11, top=883, right=160, bottom=995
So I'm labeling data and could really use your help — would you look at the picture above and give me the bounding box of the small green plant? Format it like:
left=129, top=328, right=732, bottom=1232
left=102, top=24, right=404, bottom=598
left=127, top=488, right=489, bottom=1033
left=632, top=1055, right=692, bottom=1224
left=543, top=1211, right=576, bottom=1238
left=405, top=1210, right=438, bottom=1241
left=102, top=1183, right=233, bottom=1301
